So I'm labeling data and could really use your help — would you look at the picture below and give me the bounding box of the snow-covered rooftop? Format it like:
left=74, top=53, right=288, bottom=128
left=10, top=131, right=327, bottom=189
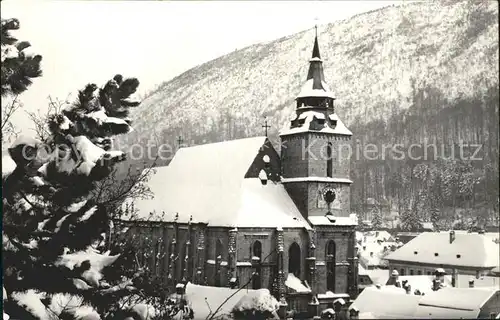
left=386, top=275, right=453, bottom=295
left=279, top=112, right=352, bottom=137
left=361, top=230, right=395, bottom=243
left=351, top=285, right=499, bottom=319
left=418, top=287, right=497, bottom=310
left=296, top=79, right=335, bottom=99
left=125, top=136, right=310, bottom=229
left=349, top=286, right=421, bottom=317
left=362, top=269, right=391, bottom=286
left=308, top=215, right=357, bottom=227
left=281, top=177, right=353, bottom=184
left=385, top=232, right=500, bottom=269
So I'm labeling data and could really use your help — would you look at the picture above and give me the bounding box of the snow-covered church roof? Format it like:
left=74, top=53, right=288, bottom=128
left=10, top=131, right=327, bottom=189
left=125, top=136, right=311, bottom=229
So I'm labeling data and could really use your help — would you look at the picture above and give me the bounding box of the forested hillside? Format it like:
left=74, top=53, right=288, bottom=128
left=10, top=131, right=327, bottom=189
left=119, top=0, right=499, bottom=229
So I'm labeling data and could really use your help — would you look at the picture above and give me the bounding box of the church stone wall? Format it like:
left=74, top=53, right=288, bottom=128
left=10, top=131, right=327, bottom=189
left=307, top=182, right=351, bottom=217
left=280, top=135, right=309, bottom=178
left=305, top=134, right=351, bottom=180
left=314, top=229, right=355, bottom=294
left=236, top=228, right=276, bottom=262
left=205, top=228, right=229, bottom=287
left=282, top=228, right=310, bottom=282
left=284, top=182, right=309, bottom=218
left=235, top=228, right=277, bottom=290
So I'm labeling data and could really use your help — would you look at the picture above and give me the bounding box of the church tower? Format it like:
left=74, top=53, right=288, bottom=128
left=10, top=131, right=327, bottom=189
left=280, top=29, right=353, bottom=220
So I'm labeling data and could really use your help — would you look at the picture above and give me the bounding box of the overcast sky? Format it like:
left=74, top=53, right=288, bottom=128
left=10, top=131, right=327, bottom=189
left=1, top=0, right=404, bottom=137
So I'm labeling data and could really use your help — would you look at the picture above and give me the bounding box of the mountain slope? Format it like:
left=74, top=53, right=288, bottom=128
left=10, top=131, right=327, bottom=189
left=120, top=0, right=499, bottom=228
left=123, top=0, right=498, bottom=147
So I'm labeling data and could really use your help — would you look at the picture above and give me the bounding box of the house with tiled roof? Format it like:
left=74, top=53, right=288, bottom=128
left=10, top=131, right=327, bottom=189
left=385, top=230, right=500, bottom=279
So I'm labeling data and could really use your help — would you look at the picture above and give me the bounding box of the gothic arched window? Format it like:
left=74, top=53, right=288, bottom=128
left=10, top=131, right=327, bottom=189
left=216, top=239, right=223, bottom=261
left=288, top=242, right=301, bottom=278
left=253, top=241, right=262, bottom=260
left=327, top=142, right=333, bottom=178
left=252, top=241, right=263, bottom=289
left=215, top=239, right=224, bottom=287
left=326, top=240, right=336, bottom=291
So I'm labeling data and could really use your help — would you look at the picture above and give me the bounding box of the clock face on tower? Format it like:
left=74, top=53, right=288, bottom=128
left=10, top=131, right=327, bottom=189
left=324, top=188, right=336, bottom=204
left=318, top=186, right=341, bottom=210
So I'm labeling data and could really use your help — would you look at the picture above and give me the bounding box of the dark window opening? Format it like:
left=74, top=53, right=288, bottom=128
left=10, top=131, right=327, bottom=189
left=215, top=240, right=224, bottom=287
left=456, top=254, right=461, bottom=258
left=434, top=253, right=439, bottom=257
left=400, top=268, right=406, bottom=276
left=252, top=241, right=262, bottom=289
left=288, top=242, right=301, bottom=278
left=417, top=270, right=422, bottom=275
left=326, top=240, right=336, bottom=292
left=327, top=142, right=333, bottom=177
left=410, top=269, right=414, bottom=275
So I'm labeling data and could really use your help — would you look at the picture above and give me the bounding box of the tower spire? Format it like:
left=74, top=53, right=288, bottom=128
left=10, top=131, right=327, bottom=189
left=311, top=33, right=321, bottom=59
left=312, top=19, right=320, bottom=59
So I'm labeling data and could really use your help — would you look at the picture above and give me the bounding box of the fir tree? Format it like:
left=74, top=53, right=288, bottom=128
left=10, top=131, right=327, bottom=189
left=1, top=15, right=43, bottom=144
left=1, top=75, right=157, bottom=320
left=1, top=17, right=42, bottom=96
left=371, top=208, right=383, bottom=229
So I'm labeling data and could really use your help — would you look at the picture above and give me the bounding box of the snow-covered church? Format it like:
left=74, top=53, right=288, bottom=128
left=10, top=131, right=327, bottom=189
left=120, top=32, right=359, bottom=314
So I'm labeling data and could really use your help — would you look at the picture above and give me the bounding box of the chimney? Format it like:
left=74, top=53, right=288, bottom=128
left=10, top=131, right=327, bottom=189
left=469, top=278, right=475, bottom=288
left=449, top=230, right=455, bottom=244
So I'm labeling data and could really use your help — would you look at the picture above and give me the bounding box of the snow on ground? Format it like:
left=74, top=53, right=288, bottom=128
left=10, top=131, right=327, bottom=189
left=232, top=288, right=279, bottom=314
left=285, top=273, right=311, bottom=293
left=184, top=283, right=260, bottom=319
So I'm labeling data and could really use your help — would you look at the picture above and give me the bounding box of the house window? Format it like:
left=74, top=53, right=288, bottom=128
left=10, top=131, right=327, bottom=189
left=400, top=268, right=405, bottom=276
left=427, top=271, right=431, bottom=275
left=417, top=270, right=422, bottom=275
left=410, top=269, right=414, bottom=275
left=326, top=142, right=333, bottom=177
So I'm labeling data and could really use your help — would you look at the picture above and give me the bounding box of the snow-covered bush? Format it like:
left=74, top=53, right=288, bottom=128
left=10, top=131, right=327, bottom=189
left=231, top=289, right=279, bottom=320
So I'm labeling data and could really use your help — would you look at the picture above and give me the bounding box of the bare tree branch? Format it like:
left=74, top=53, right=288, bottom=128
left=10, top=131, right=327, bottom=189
left=25, top=95, right=69, bottom=142
left=1, top=95, right=22, bottom=144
